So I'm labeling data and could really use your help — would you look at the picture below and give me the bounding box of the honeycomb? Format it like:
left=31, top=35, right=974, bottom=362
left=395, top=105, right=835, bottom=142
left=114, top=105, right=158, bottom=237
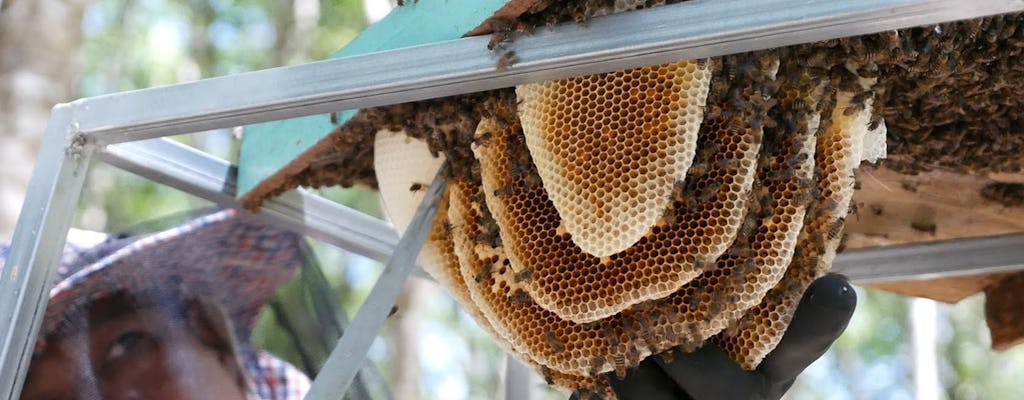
left=516, top=60, right=710, bottom=258
left=442, top=50, right=815, bottom=378
left=372, top=136, right=612, bottom=396
left=249, top=12, right=1024, bottom=397
left=480, top=67, right=762, bottom=322
left=373, top=130, right=446, bottom=233
left=716, top=63, right=874, bottom=369
left=365, top=51, right=884, bottom=395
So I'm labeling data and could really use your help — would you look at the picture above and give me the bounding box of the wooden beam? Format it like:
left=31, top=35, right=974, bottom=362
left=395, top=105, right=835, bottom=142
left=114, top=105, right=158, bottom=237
left=985, top=272, right=1024, bottom=351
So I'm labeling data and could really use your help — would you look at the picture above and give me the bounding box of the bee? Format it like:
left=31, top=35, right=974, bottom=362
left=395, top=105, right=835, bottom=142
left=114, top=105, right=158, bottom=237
left=682, top=191, right=702, bottom=213
left=508, top=290, right=531, bottom=304
left=475, top=260, right=495, bottom=283
left=544, top=332, right=566, bottom=352
left=684, top=322, right=703, bottom=347
left=474, top=228, right=502, bottom=248
left=826, top=217, right=846, bottom=240
left=786, top=152, right=810, bottom=168
left=910, top=220, right=937, bottom=235
left=694, top=258, right=717, bottom=273
left=473, top=131, right=494, bottom=147
left=488, top=31, right=510, bottom=51
left=658, top=347, right=677, bottom=364
left=612, top=353, right=628, bottom=379
left=686, top=291, right=702, bottom=311
left=662, top=207, right=680, bottom=227
left=540, top=366, right=555, bottom=385
left=843, top=103, right=864, bottom=117
left=867, top=113, right=885, bottom=131
left=509, top=161, right=533, bottom=180
left=728, top=244, right=753, bottom=259
left=520, top=171, right=543, bottom=190
left=737, top=216, right=758, bottom=240
left=625, top=345, right=642, bottom=367
left=589, top=355, right=607, bottom=377
left=819, top=198, right=841, bottom=213
left=493, top=184, right=516, bottom=198
left=793, top=188, right=817, bottom=207
left=439, top=221, right=454, bottom=241
left=697, top=186, right=721, bottom=204
left=706, top=299, right=725, bottom=322
left=495, top=51, right=519, bottom=71
left=850, top=90, right=875, bottom=106
left=715, top=157, right=743, bottom=171
left=603, top=326, right=621, bottom=347
left=688, top=162, right=710, bottom=178
left=513, top=268, right=532, bottom=283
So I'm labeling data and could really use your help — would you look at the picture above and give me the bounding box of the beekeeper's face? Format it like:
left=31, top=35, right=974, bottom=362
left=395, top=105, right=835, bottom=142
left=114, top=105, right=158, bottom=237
left=20, top=293, right=249, bottom=400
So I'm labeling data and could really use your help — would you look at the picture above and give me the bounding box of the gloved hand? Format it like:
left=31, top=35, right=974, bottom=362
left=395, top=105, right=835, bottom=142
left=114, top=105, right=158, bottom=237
left=591, top=273, right=857, bottom=400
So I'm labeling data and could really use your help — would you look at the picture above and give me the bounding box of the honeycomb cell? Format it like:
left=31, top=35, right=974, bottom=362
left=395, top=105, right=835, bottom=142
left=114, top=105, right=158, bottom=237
left=372, top=137, right=612, bottom=396
left=440, top=53, right=810, bottom=379
left=716, top=64, right=873, bottom=369
left=374, top=46, right=877, bottom=394
left=516, top=60, right=711, bottom=258
left=478, top=105, right=760, bottom=323
left=372, top=130, right=445, bottom=233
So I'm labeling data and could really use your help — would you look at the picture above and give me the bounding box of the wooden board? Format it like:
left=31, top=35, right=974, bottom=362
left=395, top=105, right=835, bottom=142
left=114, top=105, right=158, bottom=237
left=842, top=167, right=1024, bottom=305
left=985, top=272, right=1024, bottom=351
left=237, top=0, right=530, bottom=203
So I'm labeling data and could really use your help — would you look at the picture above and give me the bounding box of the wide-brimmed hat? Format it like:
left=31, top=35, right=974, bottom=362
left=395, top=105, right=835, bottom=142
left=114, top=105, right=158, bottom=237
left=0, top=209, right=310, bottom=400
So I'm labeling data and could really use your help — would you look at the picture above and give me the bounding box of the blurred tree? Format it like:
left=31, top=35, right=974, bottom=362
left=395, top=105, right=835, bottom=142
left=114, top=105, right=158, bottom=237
left=0, top=0, right=90, bottom=237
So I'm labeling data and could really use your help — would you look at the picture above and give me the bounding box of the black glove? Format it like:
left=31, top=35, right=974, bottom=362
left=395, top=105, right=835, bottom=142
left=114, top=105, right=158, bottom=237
left=592, top=273, right=857, bottom=400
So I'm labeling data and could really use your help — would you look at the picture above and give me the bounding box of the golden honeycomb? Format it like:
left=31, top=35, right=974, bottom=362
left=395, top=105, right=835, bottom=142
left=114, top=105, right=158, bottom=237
left=248, top=11, right=1024, bottom=397
left=482, top=69, right=760, bottom=323
left=373, top=130, right=446, bottom=233
left=363, top=44, right=882, bottom=395
left=443, top=51, right=813, bottom=378
left=372, top=136, right=613, bottom=396
left=516, top=60, right=710, bottom=258
left=716, top=65, right=875, bottom=369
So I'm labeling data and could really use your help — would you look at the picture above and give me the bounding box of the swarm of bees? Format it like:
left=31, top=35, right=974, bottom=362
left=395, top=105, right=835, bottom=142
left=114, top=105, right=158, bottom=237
left=243, top=2, right=1024, bottom=398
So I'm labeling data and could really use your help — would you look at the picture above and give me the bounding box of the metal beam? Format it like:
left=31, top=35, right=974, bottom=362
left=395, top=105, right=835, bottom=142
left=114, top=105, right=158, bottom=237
left=70, top=0, right=1023, bottom=145
left=305, top=171, right=446, bottom=400
left=833, top=233, right=1024, bottom=284
left=98, top=139, right=1024, bottom=285
left=97, top=139, right=402, bottom=264
left=0, top=106, right=92, bottom=399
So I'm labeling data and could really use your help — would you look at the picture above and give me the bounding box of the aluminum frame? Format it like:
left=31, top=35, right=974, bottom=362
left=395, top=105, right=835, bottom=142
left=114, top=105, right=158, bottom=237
left=4, top=0, right=1024, bottom=399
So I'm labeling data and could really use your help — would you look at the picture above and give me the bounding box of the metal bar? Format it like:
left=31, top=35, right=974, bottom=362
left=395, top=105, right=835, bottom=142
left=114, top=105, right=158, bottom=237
left=98, top=139, right=1024, bottom=285
left=97, top=139, right=401, bottom=264
left=304, top=171, right=446, bottom=400
left=504, top=357, right=538, bottom=400
left=0, top=106, right=92, bottom=399
left=833, top=233, right=1024, bottom=284
left=74, top=0, right=1023, bottom=145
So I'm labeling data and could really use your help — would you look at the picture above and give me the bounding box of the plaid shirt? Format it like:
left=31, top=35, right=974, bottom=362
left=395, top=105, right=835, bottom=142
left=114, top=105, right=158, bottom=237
left=249, top=351, right=311, bottom=400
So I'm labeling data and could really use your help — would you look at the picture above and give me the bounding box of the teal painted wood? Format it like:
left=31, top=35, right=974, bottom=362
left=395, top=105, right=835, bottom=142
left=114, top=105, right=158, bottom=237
left=238, top=0, right=508, bottom=199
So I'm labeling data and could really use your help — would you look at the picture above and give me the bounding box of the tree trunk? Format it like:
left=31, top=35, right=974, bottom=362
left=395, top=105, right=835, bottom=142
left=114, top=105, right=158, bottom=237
left=388, top=278, right=428, bottom=400
left=0, top=0, right=89, bottom=237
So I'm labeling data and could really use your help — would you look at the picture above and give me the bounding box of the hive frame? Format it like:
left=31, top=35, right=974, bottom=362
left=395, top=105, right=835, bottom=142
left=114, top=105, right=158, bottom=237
left=4, top=0, right=1024, bottom=399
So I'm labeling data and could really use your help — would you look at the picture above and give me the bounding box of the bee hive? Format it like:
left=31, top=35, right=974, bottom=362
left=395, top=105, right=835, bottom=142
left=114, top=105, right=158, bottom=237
left=242, top=3, right=1024, bottom=397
